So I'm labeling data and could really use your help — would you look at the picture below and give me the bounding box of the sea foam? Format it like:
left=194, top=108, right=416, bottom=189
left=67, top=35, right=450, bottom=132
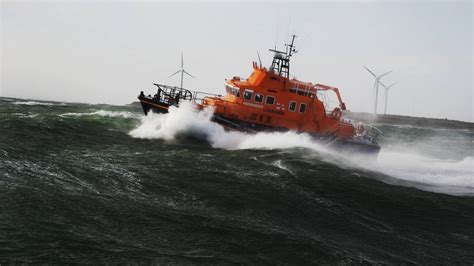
left=129, top=102, right=322, bottom=150
left=60, top=110, right=138, bottom=119
left=12, top=101, right=56, bottom=106
left=129, top=101, right=474, bottom=194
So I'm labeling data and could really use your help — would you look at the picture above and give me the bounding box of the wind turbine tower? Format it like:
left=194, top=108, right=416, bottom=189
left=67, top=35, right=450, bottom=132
left=380, top=81, right=397, bottom=115
left=363, top=66, right=392, bottom=116
left=169, top=52, right=196, bottom=89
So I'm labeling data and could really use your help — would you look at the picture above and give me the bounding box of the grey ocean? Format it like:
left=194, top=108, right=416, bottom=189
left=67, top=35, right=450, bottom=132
left=1, top=97, right=473, bottom=264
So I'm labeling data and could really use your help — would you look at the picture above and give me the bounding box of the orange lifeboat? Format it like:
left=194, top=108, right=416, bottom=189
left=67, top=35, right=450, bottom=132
left=138, top=35, right=381, bottom=155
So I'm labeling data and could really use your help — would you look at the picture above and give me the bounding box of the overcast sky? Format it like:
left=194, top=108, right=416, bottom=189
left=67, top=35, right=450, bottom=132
left=1, top=1, right=473, bottom=122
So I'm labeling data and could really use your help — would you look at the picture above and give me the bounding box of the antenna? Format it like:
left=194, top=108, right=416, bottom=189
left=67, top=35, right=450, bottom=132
left=169, top=52, right=196, bottom=89
left=274, top=27, right=278, bottom=51
left=380, top=81, right=397, bottom=115
left=274, top=14, right=281, bottom=51
left=285, top=15, right=291, bottom=54
left=286, top=34, right=298, bottom=57
left=257, top=51, right=262, bottom=68
left=363, top=66, right=392, bottom=116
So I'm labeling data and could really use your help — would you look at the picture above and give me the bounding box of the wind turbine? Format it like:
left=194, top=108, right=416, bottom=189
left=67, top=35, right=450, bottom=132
left=363, top=66, right=392, bottom=116
left=169, top=52, right=195, bottom=89
left=380, top=81, right=397, bottom=115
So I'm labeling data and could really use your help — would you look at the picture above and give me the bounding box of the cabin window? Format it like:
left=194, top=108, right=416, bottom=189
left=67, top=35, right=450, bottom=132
left=244, top=90, right=253, bottom=101
left=299, top=103, right=307, bottom=113
left=266, top=96, right=275, bottom=105
left=254, top=93, right=263, bottom=103
left=225, top=84, right=240, bottom=98
left=289, top=101, right=297, bottom=112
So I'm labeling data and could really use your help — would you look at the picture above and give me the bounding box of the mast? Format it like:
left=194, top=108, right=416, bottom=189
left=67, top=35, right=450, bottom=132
left=269, top=34, right=298, bottom=79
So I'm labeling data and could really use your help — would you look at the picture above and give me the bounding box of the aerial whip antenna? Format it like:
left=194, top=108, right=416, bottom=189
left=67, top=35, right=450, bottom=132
left=285, top=15, right=292, bottom=54
left=257, top=51, right=262, bottom=68
left=274, top=17, right=281, bottom=51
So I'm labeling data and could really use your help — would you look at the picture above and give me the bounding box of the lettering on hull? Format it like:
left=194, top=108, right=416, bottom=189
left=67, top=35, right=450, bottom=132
left=243, top=102, right=263, bottom=109
left=264, top=108, right=284, bottom=115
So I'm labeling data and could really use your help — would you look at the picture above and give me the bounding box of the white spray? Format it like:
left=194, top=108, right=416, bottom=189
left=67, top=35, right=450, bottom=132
left=129, top=102, right=474, bottom=194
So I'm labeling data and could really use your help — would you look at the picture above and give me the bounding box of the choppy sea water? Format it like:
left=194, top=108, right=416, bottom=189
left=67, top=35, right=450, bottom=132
left=0, top=97, right=473, bottom=264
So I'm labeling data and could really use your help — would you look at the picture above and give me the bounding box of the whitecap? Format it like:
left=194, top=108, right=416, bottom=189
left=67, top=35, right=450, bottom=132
left=60, top=110, right=139, bottom=119
left=128, top=101, right=474, bottom=195
left=12, top=101, right=60, bottom=106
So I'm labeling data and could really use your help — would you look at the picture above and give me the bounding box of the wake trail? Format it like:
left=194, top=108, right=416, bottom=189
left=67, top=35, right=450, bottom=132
left=129, top=102, right=474, bottom=194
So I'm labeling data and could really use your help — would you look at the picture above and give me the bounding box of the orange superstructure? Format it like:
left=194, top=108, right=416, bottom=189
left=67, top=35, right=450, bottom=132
left=201, top=35, right=355, bottom=139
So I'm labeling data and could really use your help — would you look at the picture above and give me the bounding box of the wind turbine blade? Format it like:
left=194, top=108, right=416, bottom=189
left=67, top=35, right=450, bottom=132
left=183, top=70, right=196, bottom=78
left=379, top=80, right=387, bottom=89
left=181, top=52, right=184, bottom=69
left=379, top=70, right=392, bottom=79
left=386, top=82, right=397, bottom=90
left=168, top=69, right=181, bottom=78
left=363, top=66, right=378, bottom=78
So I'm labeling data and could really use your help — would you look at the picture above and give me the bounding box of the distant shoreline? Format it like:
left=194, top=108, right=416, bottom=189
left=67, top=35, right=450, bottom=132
left=1, top=97, right=472, bottom=128
left=344, top=111, right=473, bottom=130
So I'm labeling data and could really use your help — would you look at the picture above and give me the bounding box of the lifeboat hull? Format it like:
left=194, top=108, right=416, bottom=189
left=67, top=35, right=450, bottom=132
left=138, top=95, right=170, bottom=115
left=212, top=114, right=381, bottom=156
left=139, top=99, right=381, bottom=156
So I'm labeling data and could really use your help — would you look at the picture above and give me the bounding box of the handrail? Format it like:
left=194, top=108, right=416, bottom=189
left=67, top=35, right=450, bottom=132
left=149, top=83, right=221, bottom=104
left=362, top=124, right=382, bottom=145
left=193, top=91, right=222, bottom=103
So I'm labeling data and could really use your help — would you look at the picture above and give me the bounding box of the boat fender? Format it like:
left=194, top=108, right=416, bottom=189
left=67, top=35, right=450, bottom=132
left=331, top=108, right=342, bottom=119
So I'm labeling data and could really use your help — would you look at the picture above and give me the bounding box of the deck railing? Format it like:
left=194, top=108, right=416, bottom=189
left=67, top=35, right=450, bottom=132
left=147, top=83, right=221, bottom=105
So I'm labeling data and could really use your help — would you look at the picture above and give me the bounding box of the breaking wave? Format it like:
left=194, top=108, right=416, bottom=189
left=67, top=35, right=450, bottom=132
left=129, top=102, right=474, bottom=195
left=129, top=102, right=322, bottom=151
